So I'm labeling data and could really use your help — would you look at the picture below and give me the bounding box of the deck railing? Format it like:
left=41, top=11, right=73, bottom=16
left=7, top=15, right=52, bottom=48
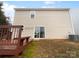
left=0, top=25, right=23, bottom=40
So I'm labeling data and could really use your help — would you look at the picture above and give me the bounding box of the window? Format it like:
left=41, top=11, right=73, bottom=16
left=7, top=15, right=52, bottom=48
left=34, top=27, right=45, bottom=38
left=31, top=14, right=34, bottom=19
left=30, top=11, right=36, bottom=19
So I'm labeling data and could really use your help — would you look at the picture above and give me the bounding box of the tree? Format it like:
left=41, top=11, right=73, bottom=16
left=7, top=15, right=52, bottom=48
left=0, top=2, right=9, bottom=25
left=0, top=2, right=10, bottom=40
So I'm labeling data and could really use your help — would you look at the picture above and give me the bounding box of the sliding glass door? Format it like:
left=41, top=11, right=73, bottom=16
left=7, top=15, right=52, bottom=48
left=34, top=27, right=45, bottom=38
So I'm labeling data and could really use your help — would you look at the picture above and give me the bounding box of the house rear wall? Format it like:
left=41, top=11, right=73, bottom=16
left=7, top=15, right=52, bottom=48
left=14, top=9, right=74, bottom=39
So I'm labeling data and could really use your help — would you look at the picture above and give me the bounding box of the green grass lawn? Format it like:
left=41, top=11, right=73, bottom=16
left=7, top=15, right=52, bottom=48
left=20, top=39, right=79, bottom=58
left=21, top=41, right=40, bottom=58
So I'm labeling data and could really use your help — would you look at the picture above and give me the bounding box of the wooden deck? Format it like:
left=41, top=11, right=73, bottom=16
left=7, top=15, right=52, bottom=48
left=0, top=25, right=31, bottom=57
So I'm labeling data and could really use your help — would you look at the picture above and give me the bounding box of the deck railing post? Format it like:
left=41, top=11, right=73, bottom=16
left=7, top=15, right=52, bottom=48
left=18, top=26, right=23, bottom=39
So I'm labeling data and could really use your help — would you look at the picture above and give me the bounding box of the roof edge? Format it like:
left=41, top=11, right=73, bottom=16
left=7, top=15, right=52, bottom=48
left=14, top=8, right=70, bottom=11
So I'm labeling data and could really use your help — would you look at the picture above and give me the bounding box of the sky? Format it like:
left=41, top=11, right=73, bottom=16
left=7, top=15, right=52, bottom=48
left=1, top=1, right=79, bottom=24
left=4, top=1, right=79, bottom=8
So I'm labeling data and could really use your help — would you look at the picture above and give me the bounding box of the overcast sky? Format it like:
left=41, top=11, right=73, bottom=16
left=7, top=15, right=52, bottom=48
left=1, top=1, right=79, bottom=24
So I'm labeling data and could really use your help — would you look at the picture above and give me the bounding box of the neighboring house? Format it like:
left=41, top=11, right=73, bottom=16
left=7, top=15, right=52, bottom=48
left=69, top=8, right=79, bottom=35
left=14, top=8, right=75, bottom=39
